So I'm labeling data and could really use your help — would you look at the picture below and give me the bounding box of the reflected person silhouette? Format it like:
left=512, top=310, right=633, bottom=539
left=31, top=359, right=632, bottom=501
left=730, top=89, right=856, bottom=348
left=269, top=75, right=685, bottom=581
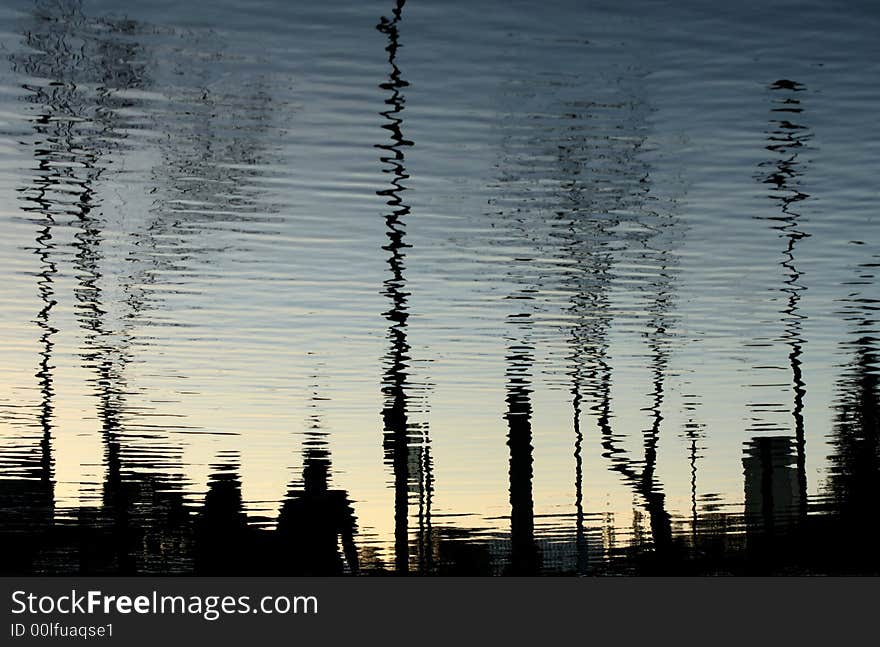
left=276, top=441, right=359, bottom=576
left=195, top=460, right=250, bottom=575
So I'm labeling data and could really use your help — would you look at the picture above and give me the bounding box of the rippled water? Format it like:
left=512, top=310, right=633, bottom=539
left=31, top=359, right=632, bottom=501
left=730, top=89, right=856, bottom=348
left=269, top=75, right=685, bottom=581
left=1, top=0, right=878, bottom=575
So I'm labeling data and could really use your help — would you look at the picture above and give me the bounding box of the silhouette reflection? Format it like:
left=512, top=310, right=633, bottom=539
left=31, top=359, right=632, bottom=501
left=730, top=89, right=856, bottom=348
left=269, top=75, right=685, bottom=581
left=276, top=438, right=359, bottom=575
left=504, top=326, right=541, bottom=575
left=2, top=0, right=276, bottom=576
left=556, top=111, right=621, bottom=574
left=576, top=105, right=680, bottom=568
left=681, top=392, right=705, bottom=545
left=756, top=78, right=812, bottom=519
left=195, top=459, right=249, bottom=575
left=822, top=329, right=880, bottom=573
left=376, top=0, right=432, bottom=575
left=1, top=0, right=173, bottom=575
left=742, top=436, right=800, bottom=564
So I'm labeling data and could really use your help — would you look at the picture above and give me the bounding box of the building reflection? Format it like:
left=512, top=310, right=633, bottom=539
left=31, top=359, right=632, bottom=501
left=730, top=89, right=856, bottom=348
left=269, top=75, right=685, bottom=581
left=742, top=437, right=801, bottom=547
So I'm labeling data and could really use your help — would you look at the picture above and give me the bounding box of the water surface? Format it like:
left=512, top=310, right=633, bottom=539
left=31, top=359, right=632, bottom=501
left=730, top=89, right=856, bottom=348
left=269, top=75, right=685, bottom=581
left=0, top=0, right=878, bottom=575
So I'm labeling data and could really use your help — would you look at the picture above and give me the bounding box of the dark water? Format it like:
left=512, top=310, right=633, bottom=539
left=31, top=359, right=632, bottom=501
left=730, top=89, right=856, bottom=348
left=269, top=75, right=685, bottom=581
left=0, top=0, right=878, bottom=575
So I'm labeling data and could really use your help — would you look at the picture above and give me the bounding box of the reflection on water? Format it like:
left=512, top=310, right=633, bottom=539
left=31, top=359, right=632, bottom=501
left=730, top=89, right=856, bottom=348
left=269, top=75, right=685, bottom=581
left=755, top=78, right=810, bottom=522
left=376, top=0, right=416, bottom=575
left=504, top=328, right=539, bottom=575
left=0, top=0, right=879, bottom=575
